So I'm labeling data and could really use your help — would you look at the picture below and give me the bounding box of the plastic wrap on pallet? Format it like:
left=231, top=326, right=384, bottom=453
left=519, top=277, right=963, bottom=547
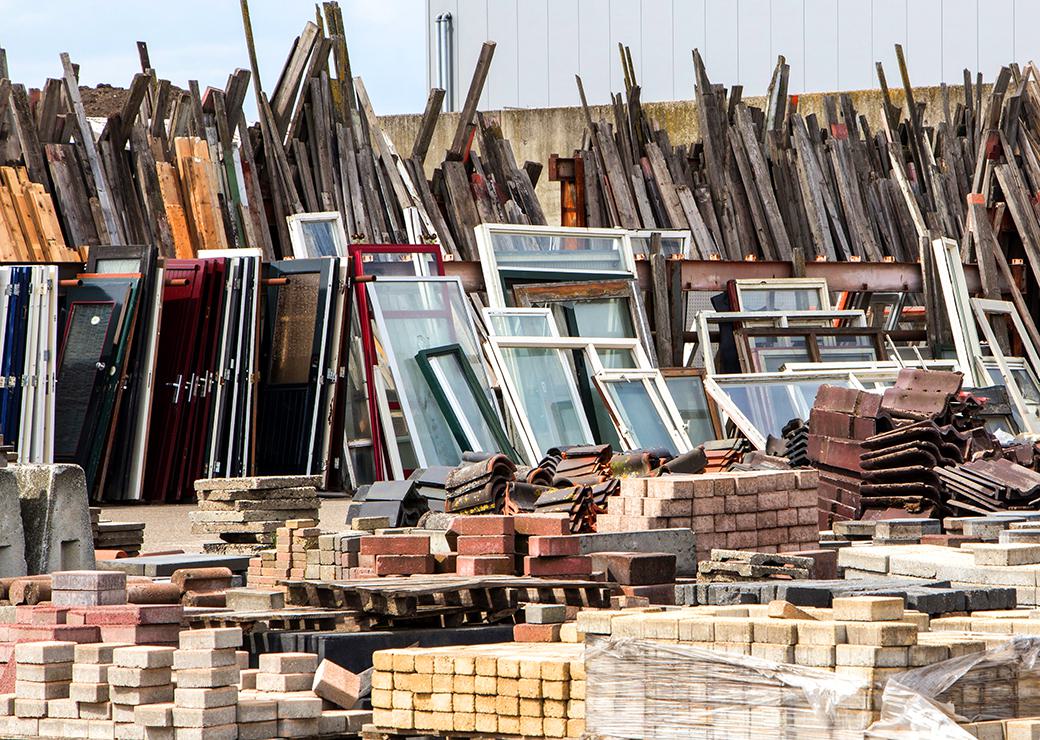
left=584, top=636, right=869, bottom=739
left=869, top=636, right=1040, bottom=739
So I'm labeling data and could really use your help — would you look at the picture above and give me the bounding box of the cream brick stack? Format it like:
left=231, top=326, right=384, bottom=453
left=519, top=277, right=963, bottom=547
left=109, top=645, right=175, bottom=739
left=246, top=519, right=320, bottom=589
left=68, top=643, right=124, bottom=729
left=250, top=652, right=322, bottom=738
left=13, top=640, right=74, bottom=728
left=596, top=470, right=820, bottom=561
left=170, top=628, right=242, bottom=740
left=315, top=532, right=363, bottom=580
left=369, top=643, right=586, bottom=738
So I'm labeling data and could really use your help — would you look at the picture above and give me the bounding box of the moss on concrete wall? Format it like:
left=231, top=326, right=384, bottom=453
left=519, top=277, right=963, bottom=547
left=378, top=85, right=971, bottom=226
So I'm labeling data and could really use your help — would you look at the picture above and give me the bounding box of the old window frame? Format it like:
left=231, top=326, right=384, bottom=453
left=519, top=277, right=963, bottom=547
left=593, top=369, right=692, bottom=454
left=287, top=211, right=349, bottom=258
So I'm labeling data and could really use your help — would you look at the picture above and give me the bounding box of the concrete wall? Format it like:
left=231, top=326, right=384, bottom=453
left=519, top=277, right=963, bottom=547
left=379, top=85, right=969, bottom=225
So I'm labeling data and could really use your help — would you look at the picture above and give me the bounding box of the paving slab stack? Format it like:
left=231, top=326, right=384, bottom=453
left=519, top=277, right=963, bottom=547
left=596, top=470, right=820, bottom=562
left=191, top=475, right=322, bottom=555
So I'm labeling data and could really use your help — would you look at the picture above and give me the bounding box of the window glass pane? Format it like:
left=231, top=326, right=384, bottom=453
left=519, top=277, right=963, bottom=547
left=427, top=352, right=501, bottom=454
left=299, top=221, right=339, bottom=257
left=630, top=234, right=687, bottom=257
left=745, top=335, right=812, bottom=372
left=499, top=346, right=592, bottom=451
left=269, top=272, right=320, bottom=385
left=665, top=375, right=716, bottom=445
left=603, top=379, right=677, bottom=454
left=488, top=313, right=555, bottom=337
left=718, top=379, right=853, bottom=440
left=357, top=252, right=438, bottom=277
left=739, top=288, right=826, bottom=312
left=490, top=231, right=628, bottom=273
left=552, top=297, right=635, bottom=339
left=367, top=280, right=490, bottom=466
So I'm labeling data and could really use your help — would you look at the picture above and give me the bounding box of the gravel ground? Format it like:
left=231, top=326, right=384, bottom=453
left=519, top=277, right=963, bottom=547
left=99, top=497, right=352, bottom=554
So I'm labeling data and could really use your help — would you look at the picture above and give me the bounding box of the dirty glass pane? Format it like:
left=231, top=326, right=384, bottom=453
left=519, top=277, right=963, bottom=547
left=299, top=220, right=340, bottom=257
left=357, top=252, right=438, bottom=277
left=665, top=375, right=716, bottom=445
left=745, top=335, right=813, bottom=372
left=498, top=346, right=592, bottom=451
left=601, top=378, right=677, bottom=454
left=738, top=288, right=826, bottom=312
left=367, top=280, right=490, bottom=467
left=717, top=378, right=854, bottom=440
left=489, top=230, right=629, bottom=273
left=630, top=234, right=688, bottom=257
left=487, top=313, right=556, bottom=337
left=427, top=352, right=502, bottom=454
left=55, top=303, right=112, bottom=456
left=269, top=272, right=320, bottom=385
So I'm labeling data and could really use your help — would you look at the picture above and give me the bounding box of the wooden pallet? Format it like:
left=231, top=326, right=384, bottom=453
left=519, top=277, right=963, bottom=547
left=282, top=575, right=614, bottom=617
left=360, top=725, right=556, bottom=740
left=184, top=608, right=356, bottom=634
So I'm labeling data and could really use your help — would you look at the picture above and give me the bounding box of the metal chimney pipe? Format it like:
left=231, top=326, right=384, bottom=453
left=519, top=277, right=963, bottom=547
left=436, top=12, right=455, bottom=111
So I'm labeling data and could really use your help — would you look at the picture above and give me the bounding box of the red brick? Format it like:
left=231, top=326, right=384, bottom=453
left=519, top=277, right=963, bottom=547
left=513, top=623, right=562, bottom=643
left=522, top=556, right=591, bottom=577
left=756, top=510, right=778, bottom=529
left=777, top=508, right=800, bottom=527
left=373, top=554, right=435, bottom=576
left=456, top=535, right=514, bottom=556
left=170, top=568, right=232, bottom=593
left=797, top=507, right=819, bottom=526
left=758, top=491, right=788, bottom=510
left=15, top=606, right=69, bottom=625
left=513, top=514, right=570, bottom=536
left=618, top=584, right=675, bottom=605
left=360, top=535, right=431, bottom=556
left=98, top=624, right=180, bottom=644
left=726, top=531, right=758, bottom=549
left=587, top=552, right=676, bottom=585
left=448, top=515, right=515, bottom=536
left=713, top=514, right=736, bottom=532
left=692, top=497, right=723, bottom=515
left=724, top=494, right=758, bottom=514
left=789, top=490, right=818, bottom=507
left=455, top=555, right=514, bottom=576
left=182, top=592, right=226, bottom=608
left=756, top=528, right=785, bottom=546
left=735, top=513, right=757, bottom=530
left=67, top=605, right=183, bottom=626
left=527, top=536, right=580, bottom=558
left=788, top=525, right=819, bottom=543
left=7, top=624, right=99, bottom=642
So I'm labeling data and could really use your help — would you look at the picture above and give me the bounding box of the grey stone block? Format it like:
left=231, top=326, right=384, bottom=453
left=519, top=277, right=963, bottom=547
left=523, top=604, right=566, bottom=624
left=0, top=470, right=26, bottom=576
left=95, top=553, right=251, bottom=577
left=14, top=464, right=93, bottom=574
left=577, top=528, right=696, bottom=576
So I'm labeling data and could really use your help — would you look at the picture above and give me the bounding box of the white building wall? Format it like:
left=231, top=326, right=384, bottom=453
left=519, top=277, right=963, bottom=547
left=426, top=0, right=1034, bottom=110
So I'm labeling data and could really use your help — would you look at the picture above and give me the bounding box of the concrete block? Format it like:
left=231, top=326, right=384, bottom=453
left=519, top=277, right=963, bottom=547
left=0, top=471, right=26, bottom=576
left=577, top=529, right=696, bottom=576
left=276, top=694, right=322, bottom=719
left=174, top=667, right=240, bottom=689
left=523, top=604, right=567, bottom=624
left=973, top=543, right=1040, bottom=566
left=832, top=596, right=904, bottom=622
left=113, top=646, right=176, bottom=669
left=223, top=589, right=284, bottom=611
left=171, top=705, right=236, bottom=727
left=255, top=672, right=312, bottom=692
left=178, top=629, right=242, bottom=651
left=173, top=649, right=238, bottom=671
left=257, top=652, right=317, bottom=675
left=14, top=465, right=94, bottom=574
left=173, top=686, right=237, bottom=709
left=134, top=703, right=174, bottom=727
left=236, top=698, right=277, bottom=723
left=312, top=659, right=366, bottom=710
left=14, top=640, right=75, bottom=664
left=52, top=571, right=126, bottom=591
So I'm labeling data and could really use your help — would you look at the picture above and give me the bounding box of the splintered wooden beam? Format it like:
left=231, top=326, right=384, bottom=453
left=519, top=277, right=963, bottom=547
left=448, top=41, right=495, bottom=162
left=60, top=52, right=122, bottom=244
left=412, top=87, right=445, bottom=165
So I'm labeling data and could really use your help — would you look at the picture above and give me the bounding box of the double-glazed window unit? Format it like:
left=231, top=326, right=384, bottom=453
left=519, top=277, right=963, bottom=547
left=475, top=223, right=636, bottom=308
left=366, top=277, right=502, bottom=469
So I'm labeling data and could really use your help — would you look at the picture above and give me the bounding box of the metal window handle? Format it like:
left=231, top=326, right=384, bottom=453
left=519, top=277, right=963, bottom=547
left=166, top=374, right=183, bottom=404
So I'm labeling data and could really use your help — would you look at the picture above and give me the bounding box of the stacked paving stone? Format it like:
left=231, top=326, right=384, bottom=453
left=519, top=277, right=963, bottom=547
left=579, top=596, right=1000, bottom=734
left=66, top=643, right=119, bottom=731
left=515, top=603, right=569, bottom=642
left=14, top=641, right=74, bottom=723
left=839, top=539, right=1040, bottom=606
left=370, top=642, right=586, bottom=738
left=360, top=534, right=435, bottom=577
left=246, top=519, right=320, bottom=588
left=251, top=651, right=323, bottom=737
left=192, top=476, right=321, bottom=554
left=52, top=571, right=127, bottom=607
left=452, top=515, right=516, bottom=576
left=170, top=628, right=241, bottom=740
left=314, top=532, right=363, bottom=580
left=596, top=470, right=820, bottom=562
left=110, top=646, right=175, bottom=736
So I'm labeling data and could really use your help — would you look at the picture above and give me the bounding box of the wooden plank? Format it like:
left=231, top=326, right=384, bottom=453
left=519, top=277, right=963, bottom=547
left=61, top=52, right=122, bottom=244
left=448, top=42, right=496, bottom=162
left=1, top=167, right=46, bottom=261
left=411, top=88, right=445, bottom=165
left=441, top=161, right=481, bottom=260
left=270, top=21, right=322, bottom=139
left=44, top=143, right=100, bottom=249
left=8, top=83, right=52, bottom=194
left=156, top=161, right=194, bottom=258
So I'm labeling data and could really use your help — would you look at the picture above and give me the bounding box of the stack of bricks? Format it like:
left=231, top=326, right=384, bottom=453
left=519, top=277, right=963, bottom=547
left=169, top=628, right=242, bottom=740
left=51, top=571, right=127, bottom=607
left=110, top=646, right=175, bottom=736
left=66, top=643, right=119, bottom=733
left=314, top=532, right=363, bottom=580
left=171, top=568, right=233, bottom=609
left=596, top=470, right=820, bottom=562
left=515, top=604, right=568, bottom=643
left=590, top=552, right=677, bottom=605
left=191, top=475, right=321, bottom=554
left=451, top=515, right=516, bottom=576
left=251, top=651, right=323, bottom=737
left=578, top=595, right=1024, bottom=733
left=13, top=641, right=73, bottom=726
left=246, top=519, right=319, bottom=588
left=370, top=642, right=586, bottom=738
left=360, top=534, right=435, bottom=577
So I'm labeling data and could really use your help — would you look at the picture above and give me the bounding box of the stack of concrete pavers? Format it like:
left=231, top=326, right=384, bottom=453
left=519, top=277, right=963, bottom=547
left=191, top=476, right=322, bottom=554
left=170, top=628, right=242, bottom=740
left=110, top=645, right=175, bottom=736
left=252, top=650, right=323, bottom=737
left=51, top=570, right=126, bottom=607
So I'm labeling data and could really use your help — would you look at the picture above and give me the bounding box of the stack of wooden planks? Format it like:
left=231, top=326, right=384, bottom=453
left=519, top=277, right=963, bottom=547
left=0, top=165, right=80, bottom=262
left=0, top=0, right=546, bottom=263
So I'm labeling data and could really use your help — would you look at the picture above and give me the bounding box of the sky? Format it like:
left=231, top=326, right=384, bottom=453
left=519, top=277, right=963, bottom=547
left=0, top=0, right=428, bottom=116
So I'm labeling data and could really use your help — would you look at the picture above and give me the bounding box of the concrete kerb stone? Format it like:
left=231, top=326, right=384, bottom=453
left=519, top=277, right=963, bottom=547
left=14, top=464, right=94, bottom=574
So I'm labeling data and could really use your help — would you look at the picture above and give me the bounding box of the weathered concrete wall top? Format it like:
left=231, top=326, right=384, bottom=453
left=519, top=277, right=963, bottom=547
left=378, top=85, right=972, bottom=226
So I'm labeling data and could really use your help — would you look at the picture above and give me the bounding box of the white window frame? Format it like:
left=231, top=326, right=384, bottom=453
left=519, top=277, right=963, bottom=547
left=481, top=307, right=561, bottom=338
left=287, top=211, right=349, bottom=259
left=732, top=277, right=832, bottom=312
left=593, top=369, right=693, bottom=454
left=971, top=297, right=1040, bottom=433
